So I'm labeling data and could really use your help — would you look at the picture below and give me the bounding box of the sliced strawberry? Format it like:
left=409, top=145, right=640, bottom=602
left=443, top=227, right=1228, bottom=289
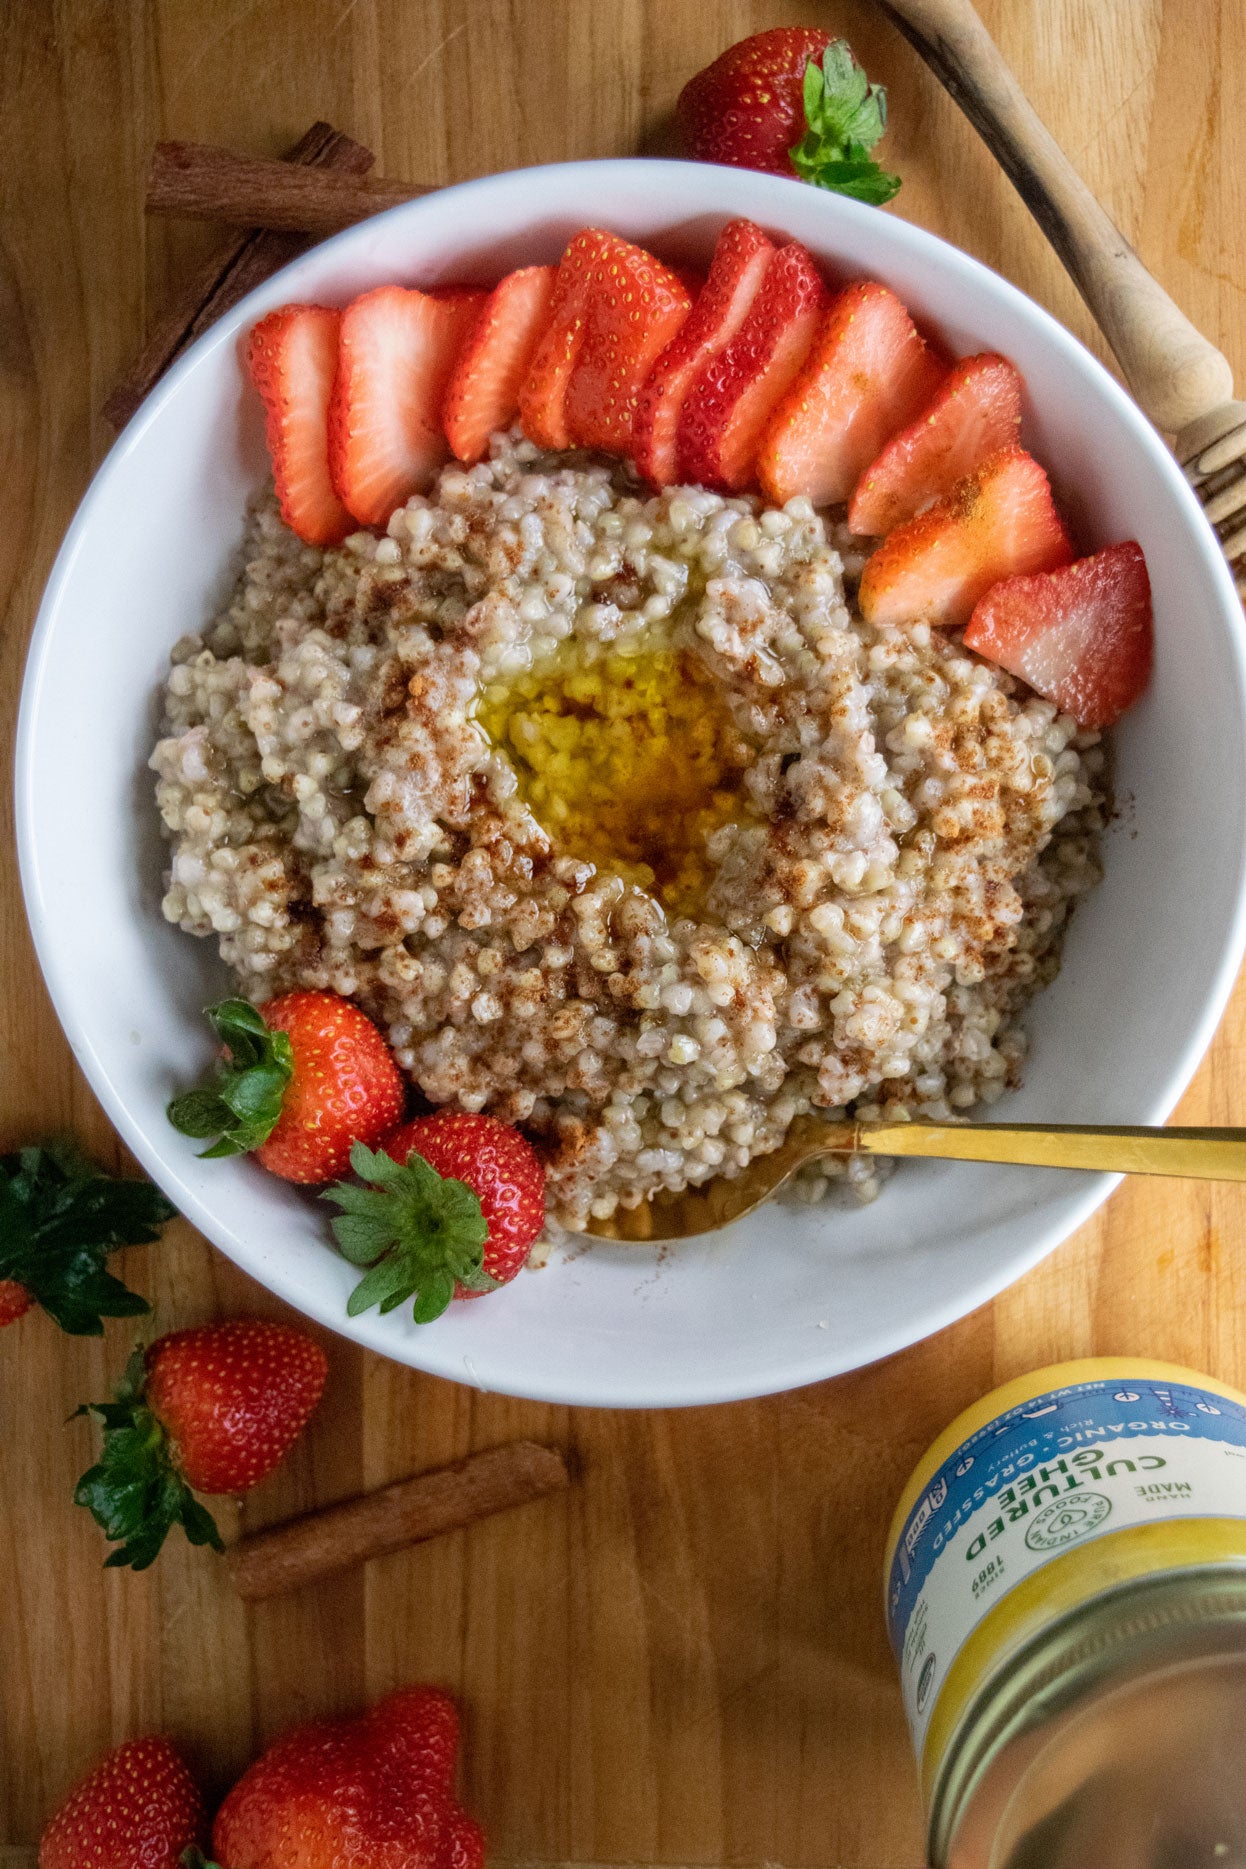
left=678, top=242, right=828, bottom=494
left=328, top=285, right=486, bottom=527
left=756, top=280, right=947, bottom=510
left=442, top=266, right=557, bottom=465
left=517, top=256, right=587, bottom=452
left=633, top=219, right=776, bottom=487
left=849, top=352, right=1024, bottom=536
left=519, top=230, right=691, bottom=454
left=858, top=445, right=1074, bottom=630
left=247, top=305, right=354, bottom=548
left=670, top=264, right=708, bottom=301
left=563, top=234, right=693, bottom=453
left=964, top=541, right=1152, bottom=728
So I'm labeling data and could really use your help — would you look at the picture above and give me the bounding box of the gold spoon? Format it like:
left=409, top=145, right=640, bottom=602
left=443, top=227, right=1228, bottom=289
left=876, top=0, right=1246, bottom=593
left=583, top=1118, right=1246, bottom=1240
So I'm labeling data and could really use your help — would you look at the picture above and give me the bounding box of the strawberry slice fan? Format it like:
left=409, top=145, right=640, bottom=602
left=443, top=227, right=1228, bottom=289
left=246, top=215, right=1156, bottom=812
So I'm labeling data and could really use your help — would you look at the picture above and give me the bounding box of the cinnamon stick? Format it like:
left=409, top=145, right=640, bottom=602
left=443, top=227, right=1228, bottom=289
left=148, top=140, right=429, bottom=236
left=105, top=122, right=375, bottom=427
left=227, top=1440, right=570, bottom=1601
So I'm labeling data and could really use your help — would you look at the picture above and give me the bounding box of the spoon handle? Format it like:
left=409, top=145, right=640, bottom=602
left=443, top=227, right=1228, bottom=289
left=848, top=1120, right=1246, bottom=1180
left=874, top=0, right=1234, bottom=433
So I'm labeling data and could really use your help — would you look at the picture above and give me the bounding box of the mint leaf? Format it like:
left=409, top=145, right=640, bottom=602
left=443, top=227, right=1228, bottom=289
left=323, top=1139, right=494, bottom=1324
left=0, top=1144, right=172, bottom=1336
left=72, top=1345, right=224, bottom=1571
left=789, top=39, right=901, bottom=206
left=168, top=999, right=294, bottom=1158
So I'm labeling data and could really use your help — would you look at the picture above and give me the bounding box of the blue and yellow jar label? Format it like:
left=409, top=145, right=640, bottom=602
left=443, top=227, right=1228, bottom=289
left=885, top=1368, right=1246, bottom=1767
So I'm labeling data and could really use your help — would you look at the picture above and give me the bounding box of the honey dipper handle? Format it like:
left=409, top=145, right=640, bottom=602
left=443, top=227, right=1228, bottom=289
left=875, top=0, right=1234, bottom=432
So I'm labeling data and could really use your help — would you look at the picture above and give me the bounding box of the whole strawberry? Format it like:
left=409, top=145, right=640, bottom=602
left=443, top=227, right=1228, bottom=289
left=0, top=1278, right=32, bottom=1324
left=168, top=992, right=405, bottom=1184
left=39, top=1734, right=204, bottom=1869
left=211, top=1685, right=484, bottom=1869
left=325, top=1112, right=546, bottom=1323
left=74, top=1318, right=328, bottom=1569
left=677, top=30, right=901, bottom=204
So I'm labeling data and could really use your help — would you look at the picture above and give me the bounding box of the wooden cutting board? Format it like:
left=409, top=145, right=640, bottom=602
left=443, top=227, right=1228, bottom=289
left=2, top=4, right=1244, bottom=1866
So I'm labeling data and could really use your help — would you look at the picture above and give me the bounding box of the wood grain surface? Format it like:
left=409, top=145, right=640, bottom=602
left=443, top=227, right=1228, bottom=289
left=1, top=3, right=1244, bottom=1865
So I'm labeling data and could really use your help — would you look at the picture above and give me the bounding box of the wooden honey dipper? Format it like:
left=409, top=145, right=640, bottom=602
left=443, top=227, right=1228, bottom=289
left=878, top=0, right=1246, bottom=596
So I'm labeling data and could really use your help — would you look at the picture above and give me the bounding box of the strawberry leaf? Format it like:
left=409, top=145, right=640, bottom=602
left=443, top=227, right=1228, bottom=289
left=803, top=158, right=902, bottom=206
left=790, top=40, right=902, bottom=205
left=167, top=999, right=294, bottom=1158
left=181, top=1852, right=222, bottom=1869
left=0, top=1142, right=172, bottom=1335
left=323, top=1140, right=495, bottom=1324
left=805, top=40, right=887, bottom=147
left=72, top=1346, right=225, bottom=1571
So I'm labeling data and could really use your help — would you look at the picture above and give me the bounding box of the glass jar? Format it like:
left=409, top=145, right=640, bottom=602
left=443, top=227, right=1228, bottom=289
left=884, top=1359, right=1246, bottom=1867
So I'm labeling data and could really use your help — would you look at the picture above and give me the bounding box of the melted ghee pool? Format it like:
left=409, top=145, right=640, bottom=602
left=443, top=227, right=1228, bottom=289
left=479, top=642, right=754, bottom=916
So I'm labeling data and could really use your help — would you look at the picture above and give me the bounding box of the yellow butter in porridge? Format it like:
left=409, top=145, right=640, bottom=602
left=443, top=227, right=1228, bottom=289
left=477, top=640, right=755, bottom=915
left=151, top=434, right=1104, bottom=1229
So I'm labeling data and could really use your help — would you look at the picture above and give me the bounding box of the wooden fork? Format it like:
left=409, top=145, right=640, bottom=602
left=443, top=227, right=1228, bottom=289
left=877, top=0, right=1246, bottom=595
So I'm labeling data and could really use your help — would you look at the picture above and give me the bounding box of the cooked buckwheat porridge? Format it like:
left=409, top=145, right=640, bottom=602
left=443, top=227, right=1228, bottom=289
left=151, top=431, right=1104, bottom=1230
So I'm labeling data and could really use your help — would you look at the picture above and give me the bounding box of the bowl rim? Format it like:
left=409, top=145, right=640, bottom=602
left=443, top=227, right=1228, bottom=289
left=16, top=157, right=1246, bottom=1407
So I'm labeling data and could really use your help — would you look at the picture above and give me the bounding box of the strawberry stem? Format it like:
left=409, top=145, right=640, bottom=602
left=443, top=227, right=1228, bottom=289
left=322, top=1140, right=497, bottom=1324
left=167, top=999, right=294, bottom=1158
left=0, top=1141, right=172, bottom=1335
left=789, top=40, right=902, bottom=205
left=73, top=1347, right=225, bottom=1571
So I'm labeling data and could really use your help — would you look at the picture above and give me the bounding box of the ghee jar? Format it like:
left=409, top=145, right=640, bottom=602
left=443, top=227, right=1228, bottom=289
left=884, top=1358, right=1246, bottom=1867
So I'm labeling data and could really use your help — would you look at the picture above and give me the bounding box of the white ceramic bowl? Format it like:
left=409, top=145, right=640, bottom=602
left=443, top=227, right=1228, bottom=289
left=17, top=160, right=1246, bottom=1407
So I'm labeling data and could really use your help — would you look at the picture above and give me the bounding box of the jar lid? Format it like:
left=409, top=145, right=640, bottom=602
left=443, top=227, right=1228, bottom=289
left=935, top=1565, right=1246, bottom=1867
